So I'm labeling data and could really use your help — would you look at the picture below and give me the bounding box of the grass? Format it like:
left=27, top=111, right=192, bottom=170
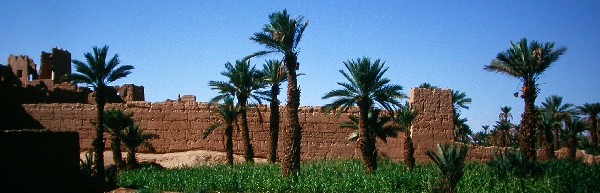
left=116, top=159, right=600, bottom=193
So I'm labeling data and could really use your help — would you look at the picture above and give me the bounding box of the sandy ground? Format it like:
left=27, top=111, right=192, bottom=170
left=80, top=150, right=267, bottom=169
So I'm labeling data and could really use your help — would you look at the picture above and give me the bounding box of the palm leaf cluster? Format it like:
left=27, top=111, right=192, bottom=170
left=426, top=144, right=469, bottom=193
left=340, top=109, right=399, bottom=143
left=104, top=109, right=134, bottom=169
left=121, top=124, right=158, bottom=168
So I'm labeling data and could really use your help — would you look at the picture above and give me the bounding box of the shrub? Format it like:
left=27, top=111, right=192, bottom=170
left=425, top=144, right=469, bottom=193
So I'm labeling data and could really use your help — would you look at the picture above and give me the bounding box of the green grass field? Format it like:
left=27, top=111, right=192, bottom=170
left=116, top=159, right=600, bottom=193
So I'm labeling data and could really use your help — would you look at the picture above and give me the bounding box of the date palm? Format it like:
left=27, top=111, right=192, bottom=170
left=322, top=57, right=404, bottom=173
left=209, top=60, right=266, bottom=163
left=121, top=125, right=158, bottom=169
left=454, top=112, right=473, bottom=143
left=248, top=9, right=308, bottom=176
left=104, top=109, right=134, bottom=170
left=203, top=96, right=237, bottom=166
left=426, top=144, right=469, bottom=193
left=485, top=38, right=567, bottom=161
left=69, top=45, right=133, bottom=182
left=261, top=59, right=287, bottom=163
left=578, top=103, right=600, bottom=147
left=541, top=95, right=575, bottom=150
left=452, top=90, right=472, bottom=112
left=565, top=117, right=587, bottom=159
left=395, top=102, right=417, bottom=171
left=499, top=106, right=513, bottom=122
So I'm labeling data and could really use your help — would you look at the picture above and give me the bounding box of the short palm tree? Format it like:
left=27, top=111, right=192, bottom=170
left=121, top=125, right=157, bottom=169
left=322, top=57, right=404, bottom=173
left=248, top=9, right=308, bottom=176
left=103, top=109, right=134, bottom=169
left=395, top=102, right=417, bottom=171
left=261, top=59, right=287, bottom=163
left=494, top=120, right=513, bottom=147
left=426, top=144, right=469, bottom=193
left=69, top=45, right=134, bottom=181
left=203, top=96, right=238, bottom=166
left=209, top=60, right=266, bottom=163
left=541, top=95, right=575, bottom=150
left=484, top=38, right=567, bottom=160
left=578, top=103, right=600, bottom=147
left=565, top=117, right=587, bottom=159
left=538, top=109, right=558, bottom=159
left=340, top=109, right=399, bottom=142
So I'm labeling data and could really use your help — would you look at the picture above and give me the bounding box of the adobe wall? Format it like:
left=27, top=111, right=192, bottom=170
left=20, top=88, right=455, bottom=162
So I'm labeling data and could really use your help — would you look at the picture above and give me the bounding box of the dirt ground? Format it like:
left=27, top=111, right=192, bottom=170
left=80, top=150, right=267, bottom=169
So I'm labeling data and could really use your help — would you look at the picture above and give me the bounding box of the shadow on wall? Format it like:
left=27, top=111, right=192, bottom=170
left=0, top=93, right=44, bottom=130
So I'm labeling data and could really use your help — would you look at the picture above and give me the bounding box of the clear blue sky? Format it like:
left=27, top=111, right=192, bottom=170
left=2, top=1, right=599, bottom=132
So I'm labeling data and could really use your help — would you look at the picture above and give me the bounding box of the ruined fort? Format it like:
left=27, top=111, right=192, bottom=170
left=2, top=48, right=596, bottom=164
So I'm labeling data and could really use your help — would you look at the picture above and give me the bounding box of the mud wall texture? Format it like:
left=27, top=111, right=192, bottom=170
left=21, top=88, right=456, bottom=162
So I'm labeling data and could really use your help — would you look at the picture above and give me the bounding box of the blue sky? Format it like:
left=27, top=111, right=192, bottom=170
left=2, top=1, right=599, bottom=132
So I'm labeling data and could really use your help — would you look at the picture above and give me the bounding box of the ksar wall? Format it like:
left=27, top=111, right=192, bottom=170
left=22, top=88, right=457, bottom=162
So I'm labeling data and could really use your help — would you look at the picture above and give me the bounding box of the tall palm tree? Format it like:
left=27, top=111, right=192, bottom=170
left=209, top=60, right=266, bottom=163
left=121, top=125, right=158, bottom=169
left=104, top=109, right=134, bottom=170
left=322, top=57, right=404, bottom=173
left=261, top=59, right=287, bottom=163
left=69, top=45, right=133, bottom=182
left=578, top=103, right=600, bottom=147
left=248, top=9, right=308, bottom=176
left=565, top=117, right=587, bottom=159
left=203, top=96, right=238, bottom=166
left=395, top=102, right=417, bottom=171
left=484, top=38, right=567, bottom=161
left=541, top=95, right=575, bottom=150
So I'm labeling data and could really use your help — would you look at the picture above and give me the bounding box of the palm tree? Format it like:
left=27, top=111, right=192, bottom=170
left=261, top=59, right=287, bottom=163
left=426, top=144, right=469, bottom=193
left=452, top=90, right=472, bottom=112
left=322, top=57, right=404, bottom=173
left=121, top=125, right=158, bottom=169
left=484, top=38, right=567, bottom=161
left=395, top=102, right=417, bottom=171
left=340, top=109, right=399, bottom=142
left=578, top=103, right=600, bottom=147
left=103, top=109, right=134, bottom=170
left=499, top=106, right=513, bottom=122
left=565, top=117, right=587, bottom=159
left=541, top=95, right=575, bottom=150
left=494, top=120, right=513, bottom=147
left=248, top=9, right=308, bottom=176
left=203, top=96, right=238, bottom=166
left=69, top=45, right=134, bottom=181
left=454, top=112, right=473, bottom=143
left=209, top=60, right=266, bottom=163
left=538, top=110, right=558, bottom=159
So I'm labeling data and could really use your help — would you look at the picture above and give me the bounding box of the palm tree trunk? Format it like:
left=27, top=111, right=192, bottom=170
left=553, top=127, right=560, bottom=150
left=268, top=85, right=280, bottom=163
left=591, top=117, right=598, bottom=147
left=358, top=101, right=377, bottom=173
left=519, top=82, right=538, bottom=161
left=126, top=149, right=137, bottom=169
left=225, top=124, right=234, bottom=166
left=282, top=55, right=302, bottom=177
left=93, top=89, right=106, bottom=183
left=403, top=131, right=415, bottom=171
left=238, top=97, right=254, bottom=163
left=111, top=137, right=125, bottom=169
left=544, top=129, right=555, bottom=159
left=567, top=134, right=576, bottom=159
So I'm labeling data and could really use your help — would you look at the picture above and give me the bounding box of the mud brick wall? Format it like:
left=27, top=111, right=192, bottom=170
left=21, top=88, right=455, bottom=162
left=409, top=88, right=455, bottom=162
